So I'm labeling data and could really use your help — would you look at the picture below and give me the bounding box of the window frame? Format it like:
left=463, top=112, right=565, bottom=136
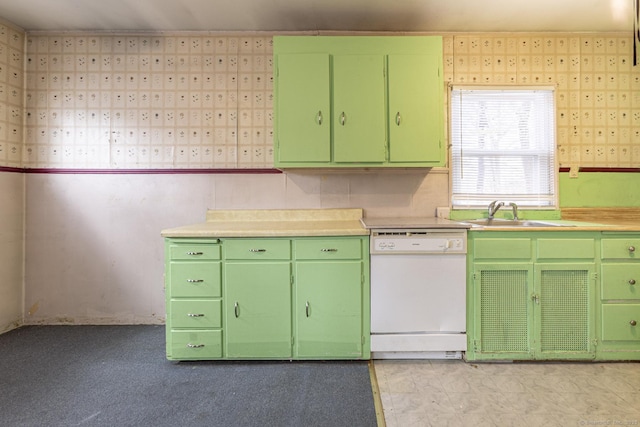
left=448, top=85, right=559, bottom=211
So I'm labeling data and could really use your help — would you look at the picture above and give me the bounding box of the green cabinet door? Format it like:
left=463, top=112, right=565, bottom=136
left=295, top=261, right=363, bottom=358
left=535, top=263, right=594, bottom=359
left=388, top=54, right=442, bottom=163
left=224, top=262, right=292, bottom=358
left=276, top=53, right=331, bottom=164
left=470, top=263, right=534, bottom=359
left=333, top=54, right=386, bottom=163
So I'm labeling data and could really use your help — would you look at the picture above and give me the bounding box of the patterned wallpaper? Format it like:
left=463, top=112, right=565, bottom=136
left=0, top=23, right=25, bottom=168
left=23, top=33, right=274, bottom=169
left=0, top=29, right=638, bottom=169
left=445, top=34, right=640, bottom=168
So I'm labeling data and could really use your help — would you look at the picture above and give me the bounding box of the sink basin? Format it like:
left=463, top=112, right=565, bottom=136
left=461, top=218, right=574, bottom=228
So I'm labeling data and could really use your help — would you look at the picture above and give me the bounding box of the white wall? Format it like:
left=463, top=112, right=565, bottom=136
left=23, top=169, right=448, bottom=325
left=0, top=172, right=25, bottom=333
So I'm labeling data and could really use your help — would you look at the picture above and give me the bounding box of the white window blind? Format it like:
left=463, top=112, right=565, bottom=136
left=450, top=87, right=557, bottom=209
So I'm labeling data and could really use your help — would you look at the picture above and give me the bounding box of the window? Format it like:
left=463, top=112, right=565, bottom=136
left=450, top=87, right=557, bottom=209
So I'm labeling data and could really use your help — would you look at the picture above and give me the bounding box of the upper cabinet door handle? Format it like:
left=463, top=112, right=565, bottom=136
left=317, top=110, right=323, bottom=125
left=340, top=112, right=346, bottom=126
left=396, top=112, right=401, bottom=126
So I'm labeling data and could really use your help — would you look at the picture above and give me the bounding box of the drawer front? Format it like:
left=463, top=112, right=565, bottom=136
left=170, top=243, right=221, bottom=260
left=601, top=238, right=640, bottom=260
left=170, top=300, right=222, bottom=328
left=224, top=239, right=291, bottom=260
left=473, top=238, right=531, bottom=260
left=601, top=264, right=640, bottom=300
left=169, top=330, right=223, bottom=359
left=537, top=238, right=595, bottom=259
left=295, top=239, right=362, bottom=260
left=170, top=262, right=221, bottom=297
left=601, top=305, right=640, bottom=342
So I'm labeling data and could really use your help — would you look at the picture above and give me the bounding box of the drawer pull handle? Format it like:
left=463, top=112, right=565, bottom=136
left=249, top=249, right=266, bottom=253
left=629, top=246, right=636, bottom=253
left=187, top=313, right=204, bottom=317
left=631, top=320, right=637, bottom=326
left=630, top=279, right=637, bottom=285
left=321, top=248, right=338, bottom=252
left=305, top=301, right=310, bottom=317
left=186, top=251, right=204, bottom=256
left=187, top=279, right=204, bottom=283
left=234, top=302, right=240, bottom=318
left=187, top=343, right=205, bottom=348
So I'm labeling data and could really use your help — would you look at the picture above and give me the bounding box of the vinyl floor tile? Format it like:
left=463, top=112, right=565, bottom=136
left=373, top=360, right=640, bottom=427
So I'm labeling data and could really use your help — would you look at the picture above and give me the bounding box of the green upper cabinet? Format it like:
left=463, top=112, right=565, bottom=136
left=333, top=54, right=386, bottom=163
left=276, top=54, right=331, bottom=163
left=388, top=54, right=443, bottom=163
left=273, top=35, right=444, bottom=168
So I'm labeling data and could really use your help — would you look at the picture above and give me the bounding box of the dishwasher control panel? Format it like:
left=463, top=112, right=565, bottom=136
left=371, top=230, right=467, bottom=254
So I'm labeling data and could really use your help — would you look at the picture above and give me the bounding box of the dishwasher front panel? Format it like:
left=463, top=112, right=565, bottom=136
left=370, top=253, right=466, bottom=334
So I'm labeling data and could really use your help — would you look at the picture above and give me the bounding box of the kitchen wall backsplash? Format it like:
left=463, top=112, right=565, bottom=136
left=0, top=29, right=637, bottom=169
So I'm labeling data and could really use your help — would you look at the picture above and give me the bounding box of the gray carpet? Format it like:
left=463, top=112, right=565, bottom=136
left=0, top=325, right=377, bottom=427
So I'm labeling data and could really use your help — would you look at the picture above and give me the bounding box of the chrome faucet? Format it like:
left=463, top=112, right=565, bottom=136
left=508, top=202, right=519, bottom=220
left=487, top=201, right=504, bottom=219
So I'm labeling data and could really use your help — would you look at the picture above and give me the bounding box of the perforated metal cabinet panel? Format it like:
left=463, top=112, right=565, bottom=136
left=538, top=266, right=591, bottom=353
left=476, top=264, right=532, bottom=353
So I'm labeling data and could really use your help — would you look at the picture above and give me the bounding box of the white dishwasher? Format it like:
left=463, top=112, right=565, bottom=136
left=368, top=226, right=468, bottom=359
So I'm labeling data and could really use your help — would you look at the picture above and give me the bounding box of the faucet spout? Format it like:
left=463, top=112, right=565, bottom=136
left=487, top=201, right=505, bottom=219
left=508, top=202, right=519, bottom=220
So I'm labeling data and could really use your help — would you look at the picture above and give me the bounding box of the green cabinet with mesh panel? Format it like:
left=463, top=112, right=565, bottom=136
left=467, top=232, right=597, bottom=361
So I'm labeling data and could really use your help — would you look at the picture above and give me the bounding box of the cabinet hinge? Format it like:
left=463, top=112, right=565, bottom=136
left=473, top=340, right=480, bottom=351
left=291, top=275, right=294, bottom=285
left=592, top=272, right=599, bottom=281
left=592, top=338, right=598, bottom=347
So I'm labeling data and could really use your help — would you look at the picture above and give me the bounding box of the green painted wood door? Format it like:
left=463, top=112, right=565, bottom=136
left=276, top=53, right=331, bottom=163
left=295, top=261, right=363, bottom=358
left=333, top=54, right=386, bottom=163
left=225, top=262, right=292, bottom=358
left=535, top=263, right=595, bottom=359
left=388, top=54, right=442, bottom=163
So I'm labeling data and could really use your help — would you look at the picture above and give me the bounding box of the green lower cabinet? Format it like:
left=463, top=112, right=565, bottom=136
left=224, top=262, right=292, bottom=358
left=467, top=232, right=597, bottom=361
left=596, top=234, right=640, bottom=360
left=295, top=261, right=363, bottom=358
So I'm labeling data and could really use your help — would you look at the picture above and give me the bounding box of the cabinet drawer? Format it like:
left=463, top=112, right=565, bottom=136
left=224, top=239, right=291, bottom=260
left=473, top=238, right=531, bottom=260
left=537, top=238, right=595, bottom=259
left=169, top=330, right=223, bottom=359
left=601, top=305, right=640, bottom=342
left=170, top=243, right=221, bottom=260
left=170, top=262, right=221, bottom=297
left=170, top=300, right=222, bottom=328
left=601, top=238, right=640, bottom=260
left=601, top=264, right=640, bottom=300
left=295, top=239, right=362, bottom=260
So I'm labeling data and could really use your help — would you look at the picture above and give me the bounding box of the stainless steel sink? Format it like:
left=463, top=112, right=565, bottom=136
left=461, top=218, right=574, bottom=228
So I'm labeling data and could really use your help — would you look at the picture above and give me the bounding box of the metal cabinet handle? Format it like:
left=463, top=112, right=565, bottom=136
left=186, top=251, right=204, bottom=256
left=234, top=302, right=239, bottom=318
left=395, top=112, right=401, bottom=126
left=317, top=110, right=323, bottom=125
left=629, top=246, right=636, bottom=253
left=186, top=279, right=204, bottom=283
left=187, top=313, right=204, bottom=317
left=340, top=112, right=346, bottom=126
left=629, top=279, right=637, bottom=285
left=321, top=248, right=338, bottom=252
left=305, top=301, right=310, bottom=317
left=531, top=294, right=539, bottom=304
left=249, top=249, right=266, bottom=253
left=631, top=320, right=637, bottom=326
left=187, top=343, right=205, bottom=348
